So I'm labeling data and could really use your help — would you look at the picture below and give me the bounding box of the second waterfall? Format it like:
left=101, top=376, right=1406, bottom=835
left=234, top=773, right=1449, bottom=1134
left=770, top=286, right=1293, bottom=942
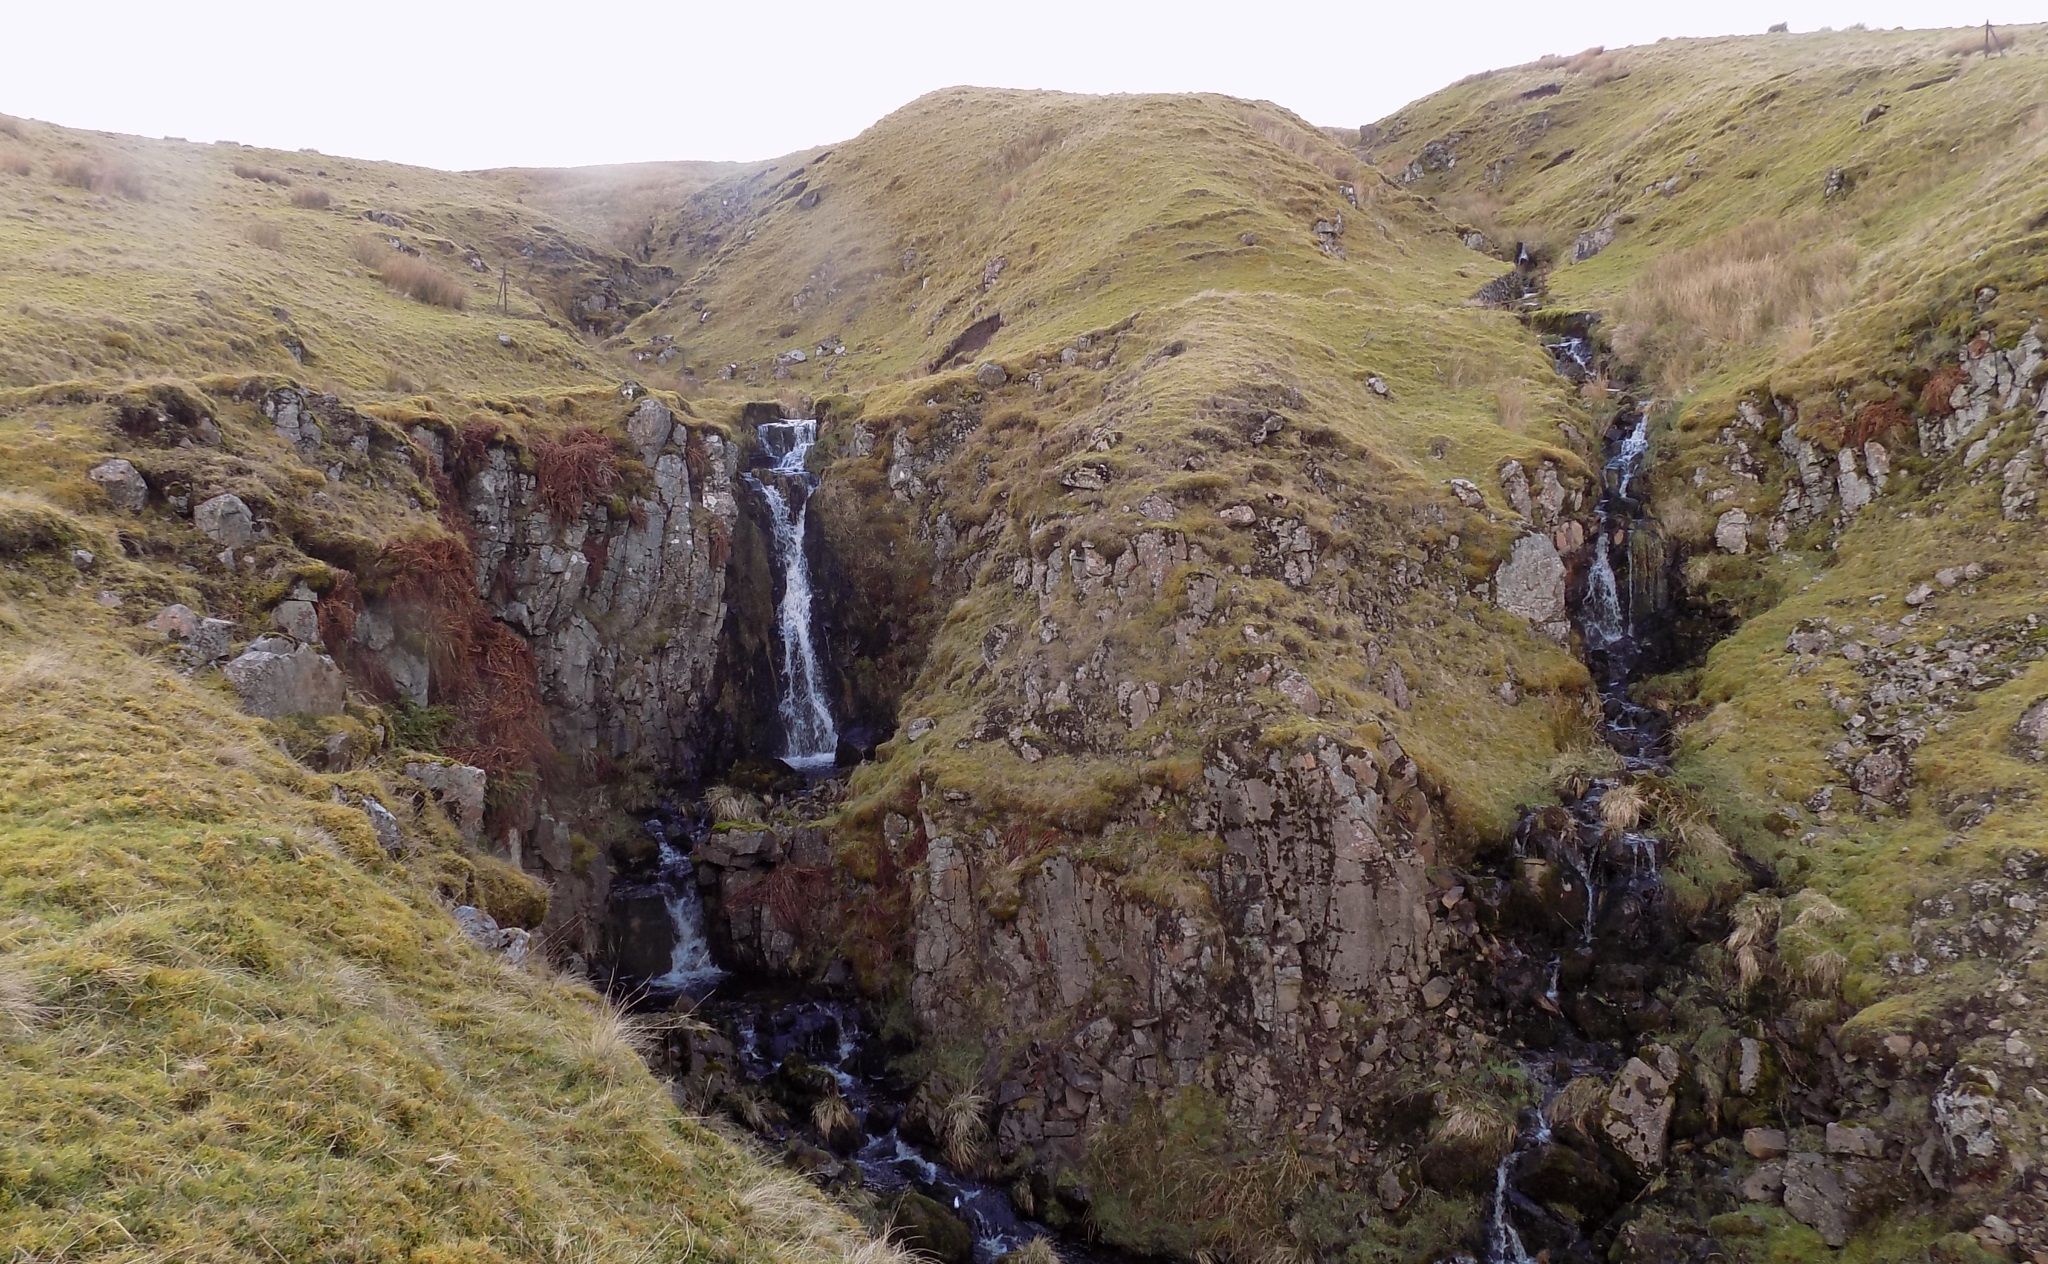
left=745, top=419, right=839, bottom=769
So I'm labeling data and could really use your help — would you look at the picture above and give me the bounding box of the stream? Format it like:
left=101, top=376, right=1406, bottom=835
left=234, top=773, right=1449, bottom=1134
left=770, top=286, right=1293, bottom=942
left=1477, top=352, right=1677, bottom=1263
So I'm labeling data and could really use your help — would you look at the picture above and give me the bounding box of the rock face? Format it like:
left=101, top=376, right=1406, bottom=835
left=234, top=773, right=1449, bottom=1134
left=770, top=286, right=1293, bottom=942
left=448, top=416, right=737, bottom=774
left=909, top=731, right=1442, bottom=1166
left=222, top=637, right=346, bottom=718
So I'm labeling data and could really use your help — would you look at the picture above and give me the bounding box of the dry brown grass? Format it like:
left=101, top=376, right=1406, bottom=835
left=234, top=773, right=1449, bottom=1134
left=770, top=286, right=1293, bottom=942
left=51, top=153, right=147, bottom=200
left=0, top=961, right=46, bottom=1032
left=244, top=220, right=285, bottom=251
left=1494, top=382, right=1530, bottom=432
left=706, top=785, right=766, bottom=825
left=533, top=427, right=621, bottom=522
left=0, top=147, right=29, bottom=178
left=382, top=256, right=468, bottom=310
left=290, top=187, right=332, bottom=210
left=1599, top=782, right=1647, bottom=832
left=1726, top=894, right=1781, bottom=994
left=1613, top=216, right=1854, bottom=390
left=941, top=1087, right=989, bottom=1172
left=0, top=116, right=23, bottom=140
left=231, top=161, right=291, bottom=186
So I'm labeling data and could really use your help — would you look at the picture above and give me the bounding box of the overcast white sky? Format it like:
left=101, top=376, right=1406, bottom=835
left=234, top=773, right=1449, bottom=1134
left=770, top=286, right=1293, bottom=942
left=5, top=2, right=2032, bottom=170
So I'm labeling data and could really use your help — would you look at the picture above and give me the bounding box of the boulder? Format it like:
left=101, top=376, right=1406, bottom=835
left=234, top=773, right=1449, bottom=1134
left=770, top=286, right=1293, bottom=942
left=222, top=642, right=345, bottom=718
left=1601, top=1054, right=1675, bottom=1178
left=886, top=1191, right=975, bottom=1264
left=88, top=458, right=148, bottom=512
left=626, top=397, right=674, bottom=463
left=1743, top=1127, right=1789, bottom=1159
left=1494, top=533, right=1570, bottom=641
left=271, top=597, right=319, bottom=642
left=1714, top=508, right=1750, bottom=555
left=905, top=716, right=936, bottom=742
left=403, top=760, right=487, bottom=844
left=193, top=493, right=255, bottom=548
left=1781, top=1153, right=1852, bottom=1247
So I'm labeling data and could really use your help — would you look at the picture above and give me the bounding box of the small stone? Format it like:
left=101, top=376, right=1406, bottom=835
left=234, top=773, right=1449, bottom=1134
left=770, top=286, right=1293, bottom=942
left=95, top=590, right=123, bottom=608
left=1376, top=1167, right=1406, bottom=1209
left=1741, top=1161, right=1785, bottom=1203
left=1825, top=1122, right=1883, bottom=1158
left=361, top=798, right=403, bottom=855
left=88, top=458, right=149, bottom=512
left=1420, top=976, right=1453, bottom=1008
left=906, top=716, right=936, bottom=742
left=1366, top=375, right=1390, bottom=398
left=1219, top=504, right=1256, bottom=527
left=497, top=333, right=514, bottom=346
left=1905, top=583, right=1935, bottom=606
left=1744, top=1127, right=1789, bottom=1159
left=193, top=493, right=255, bottom=548
left=974, top=361, right=1009, bottom=389
left=70, top=548, right=95, bottom=570
left=1715, top=508, right=1750, bottom=554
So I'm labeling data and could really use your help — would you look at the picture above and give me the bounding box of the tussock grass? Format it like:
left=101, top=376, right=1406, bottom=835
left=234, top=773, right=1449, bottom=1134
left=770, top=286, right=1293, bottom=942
left=1613, top=217, right=1855, bottom=391
left=0, top=146, right=29, bottom=177
left=231, top=160, right=291, bottom=185
left=244, top=219, right=285, bottom=250
left=1598, top=781, right=1647, bottom=831
left=374, top=251, right=469, bottom=309
left=941, top=1086, right=990, bottom=1172
left=50, top=152, right=147, bottom=199
left=707, top=784, right=768, bottom=825
left=289, top=186, right=332, bottom=209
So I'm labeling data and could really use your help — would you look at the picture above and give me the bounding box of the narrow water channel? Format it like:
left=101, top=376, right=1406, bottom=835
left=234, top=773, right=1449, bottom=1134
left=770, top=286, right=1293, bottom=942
left=1479, top=361, right=1675, bottom=1263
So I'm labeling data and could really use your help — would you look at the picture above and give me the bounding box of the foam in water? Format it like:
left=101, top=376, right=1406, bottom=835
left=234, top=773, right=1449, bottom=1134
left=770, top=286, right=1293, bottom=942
left=649, top=829, right=722, bottom=990
left=745, top=420, right=838, bottom=766
left=1607, top=416, right=1649, bottom=499
left=1581, top=533, right=1625, bottom=646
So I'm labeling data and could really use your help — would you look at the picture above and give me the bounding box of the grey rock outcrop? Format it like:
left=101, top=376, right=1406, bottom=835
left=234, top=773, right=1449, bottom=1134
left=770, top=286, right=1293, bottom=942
left=403, top=760, right=487, bottom=845
left=222, top=639, right=345, bottom=718
left=193, top=493, right=255, bottom=548
left=452, top=418, right=736, bottom=772
left=454, top=905, right=532, bottom=966
left=89, top=458, right=148, bottom=512
left=1494, top=533, right=1569, bottom=641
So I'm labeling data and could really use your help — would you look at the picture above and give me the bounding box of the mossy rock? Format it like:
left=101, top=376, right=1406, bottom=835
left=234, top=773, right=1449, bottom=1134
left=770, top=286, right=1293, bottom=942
left=885, top=1190, right=975, bottom=1264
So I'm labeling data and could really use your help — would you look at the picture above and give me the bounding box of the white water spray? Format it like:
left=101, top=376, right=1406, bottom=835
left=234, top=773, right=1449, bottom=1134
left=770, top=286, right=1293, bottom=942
left=746, top=420, right=839, bottom=769
left=650, top=831, right=721, bottom=990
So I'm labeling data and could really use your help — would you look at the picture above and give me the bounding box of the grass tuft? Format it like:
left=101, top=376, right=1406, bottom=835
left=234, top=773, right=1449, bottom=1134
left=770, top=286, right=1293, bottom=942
left=289, top=186, right=332, bottom=210
left=50, top=152, right=147, bottom=199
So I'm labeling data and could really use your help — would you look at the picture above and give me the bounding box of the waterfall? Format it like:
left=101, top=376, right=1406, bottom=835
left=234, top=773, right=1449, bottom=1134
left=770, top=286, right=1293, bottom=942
left=1607, top=416, right=1649, bottom=499
left=745, top=420, right=839, bottom=769
left=1581, top=533, right=1625, bottom=646
left=649, top=824, right=721, bottom=991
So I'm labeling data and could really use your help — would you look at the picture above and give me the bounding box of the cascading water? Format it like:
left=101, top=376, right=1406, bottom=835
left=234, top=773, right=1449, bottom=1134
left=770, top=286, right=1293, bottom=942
left=1475, top=359, right=1678, bottom=1262
left=639, top=818, right=722, bottom=996
left=745, top=419, right=839, bottom=770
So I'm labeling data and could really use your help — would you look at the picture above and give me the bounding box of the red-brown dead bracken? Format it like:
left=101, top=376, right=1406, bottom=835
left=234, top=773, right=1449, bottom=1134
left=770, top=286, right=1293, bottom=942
left=533, top=427, right=621, bottom=524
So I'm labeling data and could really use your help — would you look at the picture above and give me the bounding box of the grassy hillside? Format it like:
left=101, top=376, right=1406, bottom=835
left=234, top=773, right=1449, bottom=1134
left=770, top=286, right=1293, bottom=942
left=0, top=111, right=679, bottom=393
left=1378, top=24, right=2048, bottom=1257
left=0, top=111, right=889, bottom=1262
left=630, top=88, right=1602, bottom=844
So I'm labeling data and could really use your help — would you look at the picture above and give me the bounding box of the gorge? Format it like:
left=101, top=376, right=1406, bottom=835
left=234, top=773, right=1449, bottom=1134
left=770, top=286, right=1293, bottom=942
left=3, top=22, right=2048, bottom=1264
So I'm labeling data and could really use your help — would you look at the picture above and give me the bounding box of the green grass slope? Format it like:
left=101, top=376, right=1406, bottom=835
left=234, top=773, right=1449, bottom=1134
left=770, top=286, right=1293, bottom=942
left=0, top=111, right=676, bottom=393
left=1377, top=24, right=2048, bottom=1254
left=630, top=87, right=1604, bottom=844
